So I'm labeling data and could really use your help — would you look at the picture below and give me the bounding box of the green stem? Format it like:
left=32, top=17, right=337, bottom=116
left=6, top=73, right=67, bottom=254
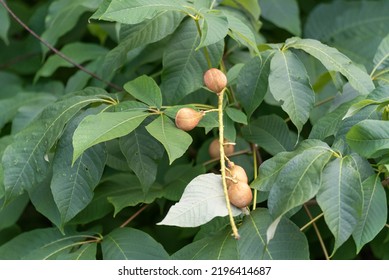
left=252, top=143, right=258, bottom=211
left=218, top=89, right=240, bottom=239
left=194, top=17, right=212, bottom=69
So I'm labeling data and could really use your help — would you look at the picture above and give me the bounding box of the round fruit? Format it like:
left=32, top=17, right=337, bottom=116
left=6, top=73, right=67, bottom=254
left=226, top=163, right=248, bottom=185
left=228, top=181, right=253, bottom=208
left=203, top=68, right=227, bottom=93
left=208, top=138, right=235, bottom=159
left=175, top=108, right=204, bottom=131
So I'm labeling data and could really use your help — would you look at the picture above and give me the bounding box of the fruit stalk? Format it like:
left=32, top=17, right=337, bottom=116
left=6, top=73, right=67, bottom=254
left=217, top=89, right=240, bottom=239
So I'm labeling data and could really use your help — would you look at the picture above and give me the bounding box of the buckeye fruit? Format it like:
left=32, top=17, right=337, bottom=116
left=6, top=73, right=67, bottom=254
left=226, top=163, right=248, bottom=185
left=228, top=181, right=253, bottom=208
left=175, top=108, right=204, bottom=131
left=208, top=138, right=234, bottom=159
left=203, top=68, right=227, bottom=93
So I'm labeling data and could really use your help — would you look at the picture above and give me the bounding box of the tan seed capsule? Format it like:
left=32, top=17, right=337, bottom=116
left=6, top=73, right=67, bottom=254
left=175, top=108, right=204, bottom=131
left=226, top=163, right=248, bottom=186
left=208, top=138, right=234, bottom=159
left=203, top=68, right=227, bottom=93
left=228, top=181, right=253, bottom=208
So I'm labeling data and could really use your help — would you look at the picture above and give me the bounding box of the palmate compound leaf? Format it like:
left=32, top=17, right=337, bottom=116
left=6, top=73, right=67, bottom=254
left=285, top=37, right=375, bottom=95
left=102, top=227, right=169, bottom=260
left=269, top=49, right=315, bottom=133
left=2, top=92, right=110, bottom=204
left=158, top=174, right=242, bottom=227
left=316, top=156, right=363, bottom=255
left=353, top=174, right=387, bottom=253
left=72, top=111, right=151, bottom=163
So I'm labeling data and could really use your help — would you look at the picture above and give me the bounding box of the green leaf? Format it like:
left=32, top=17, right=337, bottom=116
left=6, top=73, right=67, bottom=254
left=267, top=144, right=333, bottom=220
left=0, top=194, right=29, bottom=232
left=197, top=10, right=228, bottom=49
left=57, top=243, right=97, bottom=260
left=160, top=18, right=224, bottom=104
left=172, top=227, right=237, bottom=259
left=35, top=43, right=107, bottom=82
left=0, top=228, right=95, bottom=260
left=236, top=52, right=273, bottom=119
left=123, top=75, right=162, bottom=109
left=237, top=208, right=309, bottom=259
left=91, top=0, right=187, bottom=24
left=372, top=34, right=389, bottom=76
left=72, top=111, right=150, bottom=163
left=106, top=175, right=164, bottom=216
left=2, top=93, right=108, bottom=204
left=41, top=0, right=102, bottom=56
left=225, top=107, right=247, bottom=125
left=158, top=174, right=242, bottom=227
left=259, top=0, right=301, bottom=36
left=0, top=136, right=13, bottom=199
left=0, top=3, right=10, bottom=44
left=51, top=111, right=107, bottom=226
left=242, top=115, right=293, bottom=155
left=102, top=11, right=184, bottom=77
left=353, top=174, right=387, bottom=253
left=102, top=228, right=169, bottom=260
left=145, top=115, right=192, bottom=164
left=346, top=119, right=389, bottom=158
left=269, top=50, right=315, bottom=132
left=316, top=156, right=363, bottom=255
left=285, top=37, right=375, bottom=95
left=222, top=0, right=261, bottom=20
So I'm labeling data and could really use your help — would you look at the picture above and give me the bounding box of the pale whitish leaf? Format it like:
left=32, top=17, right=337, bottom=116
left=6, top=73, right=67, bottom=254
left=158, top=174, right=242, bottom=227
left=41, top=0, right=102, bottom=56
left=236, top=52, right=274, bottom=118
left=51, top=111, right=107, bottom=226
left=285, top=37, right=375, bottom=95
left=102, top=228, right=169, bottom=260
left=72, top=111, right=150, bottom=163
left=372, top=34, right=389, bottom=75
left=35, top=43, right=107, bottom=82
left=259, top=0, right=301, bottom=36
left=123, top=75, right=162, bottom=109
left=242, top=114, right=293, bottom=155
left=353, top=174, right=387, bottom=253
left=2, top=93, right=108, bottom=204
left=161, top=19, right=224, bottom=104
left=346, top=119, right=389, bottom=158
left=0, top=228, right=93, bottom=260
left=269, top=50, right=315, bottom=132
left=102, top=11, right=184, bottom=77
left=267, top=145, right=333, bottom=219
left=145, top=115, right=192, bottom=164
left=197, top=10, right=228, bottom=49
left=172, top=228, right=237, bottom=259
left=238, top=208, right=309, bottom=260
left=0, top=3, right=10, bottom=44
left=91, top=0, right=187, bottom=24
left=316, top=156, right=363, bottom=255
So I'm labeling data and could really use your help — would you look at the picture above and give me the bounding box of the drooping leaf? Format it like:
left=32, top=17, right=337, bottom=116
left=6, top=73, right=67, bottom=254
left=242, top=114, right=293, bottom=155
left=237, top=208, right=309, bottom=260
left=160, top=18, right=224, bottom=104
left=172, top=227, right=237, bottom=259
left=236, top=52, right=273, bottom=118
left=259, top=0, right=301, bottom=36
left=353, top=174, right=387, bottom=253
left=346, top=119, right=389, bottom=158
left=269, top=50, right=315, bottom=132
left=145, top=115, right=192, bottom=164
left=51, top=111, right=107, bottom=226
left=0, top=3, right=10, bottom=44
left=285, top=37, right=375, bottom=95
left=316, top=156, right=363, bottom=255
left=197, top=10, right=228, bottom=49
left=2, top=93, right=109, bottom=204
left=102, top=227, right=169, bottom=260
left=123, top=75, right=162, bottom=109
left=158, top=174, right=242, bottom=227
left=102, top=11, right=184, bottom=77
left=0, top=228, right=96, bottom=260
left=90, top=0, right=187, bottom=25
left=72, top=111, right=150, bottom=163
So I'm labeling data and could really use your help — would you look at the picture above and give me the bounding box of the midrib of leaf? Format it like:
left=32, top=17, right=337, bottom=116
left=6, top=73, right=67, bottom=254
left=291, top=42, right=372, bottom=93
left=281, top=51, right=299, bottom=125
left=217, top=231, right=231, bottom=259
left=11, top=98, right=105, bottom=192
left=247, top=214, right=272, bottom=260
left=191, top=243, right=209, bottom=260
left=105, top=4, right=184, bottom=17
left=106, top=235, right=128, bottom=260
